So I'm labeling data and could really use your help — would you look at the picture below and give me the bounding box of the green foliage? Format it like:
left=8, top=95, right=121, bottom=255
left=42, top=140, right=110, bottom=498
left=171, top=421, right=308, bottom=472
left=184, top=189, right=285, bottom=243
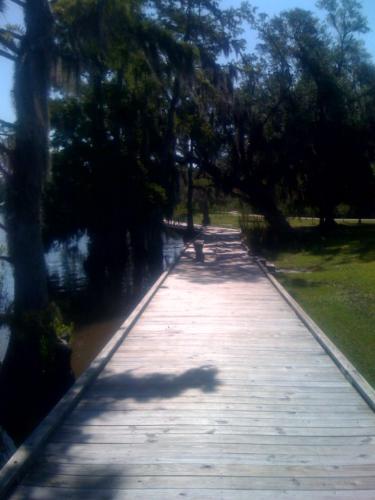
left=206, top=211, right=240, bottom=228
left=12, top=303, right=73, bottom=364
left=225, top=0, right=375, bottom=226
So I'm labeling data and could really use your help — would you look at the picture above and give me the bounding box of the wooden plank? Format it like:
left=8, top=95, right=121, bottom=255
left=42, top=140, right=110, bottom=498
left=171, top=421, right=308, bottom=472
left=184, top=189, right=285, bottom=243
left=86, top=387, right=359, bottom=401
left=64, top=409, right=375, bottom=425
left=76, top=401, right=370, bottom=413
left=10, top=486, right=375, bottom=499
left=109, top=358, right=336, bottom=368
left=90, top=379, right=351, bottom=388
left=39, top=448, right=375, bottom=466
left=43, top=440, right=375, bottom=457
left=22, top=473, right=375, bottom=491
left=25, top=461, right=375, bottom=478
left=49, top=423, right=375, bottom=437
left=101, top=366, right=345, bottom=377
left=115, top=346, right=326, bottom=354
left=51, top=429, right=375, bottom=445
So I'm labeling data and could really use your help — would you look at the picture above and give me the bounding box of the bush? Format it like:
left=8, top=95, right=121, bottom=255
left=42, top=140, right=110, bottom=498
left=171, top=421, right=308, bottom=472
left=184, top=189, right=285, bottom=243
left=12, top=302, right=73, bottom=364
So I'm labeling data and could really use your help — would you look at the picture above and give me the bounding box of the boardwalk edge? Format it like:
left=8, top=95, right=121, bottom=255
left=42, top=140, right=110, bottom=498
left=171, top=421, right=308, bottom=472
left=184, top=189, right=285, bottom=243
left=0, top=233, right=196, bottom=498
left=255, top=258, right=375, bottom=413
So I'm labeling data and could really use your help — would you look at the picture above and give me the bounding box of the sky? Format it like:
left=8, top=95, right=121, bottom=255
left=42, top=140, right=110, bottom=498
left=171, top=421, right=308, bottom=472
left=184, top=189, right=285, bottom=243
left=1, top=0, right=375, bottom=122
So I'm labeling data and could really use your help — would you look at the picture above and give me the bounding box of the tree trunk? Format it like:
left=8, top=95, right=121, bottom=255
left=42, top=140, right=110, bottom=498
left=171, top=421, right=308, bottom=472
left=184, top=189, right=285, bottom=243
left=318, top=206, right=337, bottom=232
left=7, top=0, right=53, bottom=314
left=198, top=159, right=291, bottom=236
left=85, top=63, right=129, bottom=295
left=0, top=316, right=73, bottom=444
left=186, top=163, right=194, bottom=233
left=201, top=196, right=210, bottom=226
left=161, top=78, right=180, bottom=217
left=130, top=223, right=148, bottom=298
left=85, top=65, right=108, bottom=288
left=262, top=205, right=291, bottom=234
left=145, top=212, right=163, bottom=278
left=245, top=183, right=292, bottom=235
left=0, top=0, right=73, bottom=444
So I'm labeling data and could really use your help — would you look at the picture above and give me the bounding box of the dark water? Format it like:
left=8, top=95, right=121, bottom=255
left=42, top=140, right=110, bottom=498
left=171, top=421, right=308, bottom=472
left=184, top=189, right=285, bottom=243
left=0, top=228, right=185, bottom=375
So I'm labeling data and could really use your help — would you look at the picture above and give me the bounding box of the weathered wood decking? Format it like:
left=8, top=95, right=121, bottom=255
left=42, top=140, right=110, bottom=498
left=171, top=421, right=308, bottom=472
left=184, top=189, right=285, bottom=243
left=7, top=228, right=375, bottom=498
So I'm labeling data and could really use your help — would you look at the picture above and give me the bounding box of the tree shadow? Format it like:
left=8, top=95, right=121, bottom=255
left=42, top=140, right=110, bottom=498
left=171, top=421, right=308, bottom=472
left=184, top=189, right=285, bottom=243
left=264, top=224, right=375, bottom=266
left=175, top=229, right=263, bottom=285
left=278, top=277, right=322, bottom=288
left=13, top=366, right=221, bottom=499
left=84, top=365, right=220, bottom=401
left=16, top=471, right=125, bottom=499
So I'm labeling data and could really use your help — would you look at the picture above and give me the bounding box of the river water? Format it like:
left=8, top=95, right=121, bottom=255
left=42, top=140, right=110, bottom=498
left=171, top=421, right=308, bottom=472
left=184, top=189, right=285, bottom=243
left=0, top=227, right=185, bottom=376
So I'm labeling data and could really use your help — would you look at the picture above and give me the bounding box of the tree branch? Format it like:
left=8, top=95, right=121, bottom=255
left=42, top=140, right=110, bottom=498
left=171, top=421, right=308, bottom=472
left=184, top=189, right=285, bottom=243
left=0, top=119, right=15, bottom=130
left=0, top=143, right=11, bottom=156
left=0, top=49, right=16, bottom=62
left=0, top=256, right=13, bottom=264
left=0, top=35, right=19, bottom=55
left=0, top=163, right=11, bottom=178
left=0, top=28, right=22, bottom=41
left=9, top=0, right=25, bottom=8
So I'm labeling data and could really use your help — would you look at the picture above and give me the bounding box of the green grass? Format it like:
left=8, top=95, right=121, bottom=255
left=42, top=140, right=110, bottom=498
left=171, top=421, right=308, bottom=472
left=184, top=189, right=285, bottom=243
left=172, top=211, right=242, bottom=228
left=255, top=222, right=375, bottom=387
left=288, top=217, right=375, bottom=228
left=207, top=212, right=241, bottom=228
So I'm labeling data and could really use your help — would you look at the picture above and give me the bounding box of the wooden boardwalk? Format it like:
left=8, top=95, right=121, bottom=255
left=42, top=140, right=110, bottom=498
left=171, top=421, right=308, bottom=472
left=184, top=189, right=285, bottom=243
left=7, top=228, right=375, bottom=498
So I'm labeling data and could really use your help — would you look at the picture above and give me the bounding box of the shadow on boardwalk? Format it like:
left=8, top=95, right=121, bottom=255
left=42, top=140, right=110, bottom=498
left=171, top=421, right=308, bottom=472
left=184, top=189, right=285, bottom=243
left=16, top=367, right=221, bottom=499
left=178, top=229, right=261, bottom=285
left=87, top=365, right=220, bottom=401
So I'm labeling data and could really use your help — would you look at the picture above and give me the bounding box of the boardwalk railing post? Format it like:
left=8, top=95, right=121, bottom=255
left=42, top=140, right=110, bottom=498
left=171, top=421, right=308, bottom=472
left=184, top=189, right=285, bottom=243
left=193, top=240, right=205, bottom=262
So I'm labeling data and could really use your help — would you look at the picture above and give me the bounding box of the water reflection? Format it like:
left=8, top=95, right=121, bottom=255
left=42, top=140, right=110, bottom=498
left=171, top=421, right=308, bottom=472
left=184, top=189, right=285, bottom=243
left=0, top=228, right=185, bottom=370
left=162, top=232, right=185, bottom=270
left=47, top=235, right=89, bottom=294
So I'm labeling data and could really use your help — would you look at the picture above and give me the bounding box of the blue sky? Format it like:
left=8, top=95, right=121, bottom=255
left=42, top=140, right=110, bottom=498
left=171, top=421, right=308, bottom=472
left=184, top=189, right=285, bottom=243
left=1, top=0, right=375, bottom=122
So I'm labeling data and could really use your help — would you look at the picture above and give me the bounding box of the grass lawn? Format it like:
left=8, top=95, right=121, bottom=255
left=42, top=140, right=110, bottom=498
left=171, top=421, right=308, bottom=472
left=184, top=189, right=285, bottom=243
left=174, top=211, right=242, bottom=228
left=207, top=212, right=241, bottom=228
left=191, top=212, right=375, bottom=229
left=257, top=222, right=375, bottom=387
